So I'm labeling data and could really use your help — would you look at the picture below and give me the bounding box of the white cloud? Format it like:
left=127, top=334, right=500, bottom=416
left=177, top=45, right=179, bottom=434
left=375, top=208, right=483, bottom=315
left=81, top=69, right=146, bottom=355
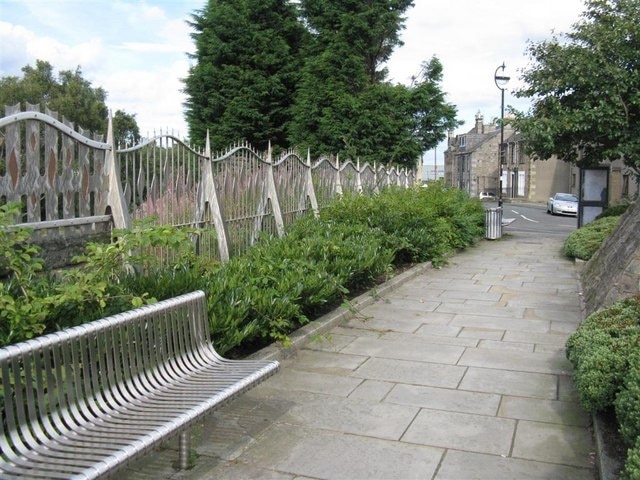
left=0, top=1, right=195, bottom=136
left=0, top=20, right=104, bottom=75
left=102, top=58, right=190, bottom=136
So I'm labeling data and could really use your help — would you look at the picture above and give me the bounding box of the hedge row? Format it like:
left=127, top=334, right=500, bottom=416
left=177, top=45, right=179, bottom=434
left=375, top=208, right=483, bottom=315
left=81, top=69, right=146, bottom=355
left=1, top=182, right=485, bottom=355
left=566, top=296, right=640, bottom=479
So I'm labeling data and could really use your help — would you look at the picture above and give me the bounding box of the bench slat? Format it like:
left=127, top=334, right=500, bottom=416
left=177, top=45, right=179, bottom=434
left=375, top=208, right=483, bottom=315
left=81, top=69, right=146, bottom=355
left=0, top=290, right=279, bottom=479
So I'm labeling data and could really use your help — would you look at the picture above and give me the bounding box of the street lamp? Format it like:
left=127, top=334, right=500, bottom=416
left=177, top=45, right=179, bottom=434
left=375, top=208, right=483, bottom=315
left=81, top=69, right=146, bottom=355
left=494, top=62, right=510, bottom=207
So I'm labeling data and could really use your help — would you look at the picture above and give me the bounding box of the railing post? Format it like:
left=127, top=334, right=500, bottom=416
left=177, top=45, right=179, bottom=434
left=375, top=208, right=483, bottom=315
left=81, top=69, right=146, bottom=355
left=335, top=154, right=343, bottom=196
left=103, top=113, right=131, bottom=230
left=194, top=131, right=230, bottom=261
left=356, top=158, right=363, bottom=193
left=373, top=162, right=380, bottom=194
left=264, top=142, right=285, bottom=237
left=305, top=149, right=320, bottom=217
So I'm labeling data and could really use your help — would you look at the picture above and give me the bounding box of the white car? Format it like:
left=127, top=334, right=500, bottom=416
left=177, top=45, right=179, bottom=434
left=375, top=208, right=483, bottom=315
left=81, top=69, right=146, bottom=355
left=547, top=193, right=578, bottom=216
left=479, top=191, right=496, bottom=200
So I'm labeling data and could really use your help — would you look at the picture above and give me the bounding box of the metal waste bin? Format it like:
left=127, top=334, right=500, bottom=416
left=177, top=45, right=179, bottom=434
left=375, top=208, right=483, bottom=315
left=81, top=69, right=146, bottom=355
left=485, top=207, right=503, bottom=240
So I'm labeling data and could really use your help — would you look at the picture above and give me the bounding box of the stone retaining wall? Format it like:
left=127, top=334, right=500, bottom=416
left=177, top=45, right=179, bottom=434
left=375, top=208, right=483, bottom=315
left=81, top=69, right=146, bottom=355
left=581, top=200, right=640, bottom=316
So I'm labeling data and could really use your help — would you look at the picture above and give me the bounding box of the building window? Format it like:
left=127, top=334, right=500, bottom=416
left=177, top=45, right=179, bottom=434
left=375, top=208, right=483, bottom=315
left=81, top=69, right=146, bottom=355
left=571, top=173, right=577, bottom=188
left=517, top=144, right=524, bottom=164
left=459, top=136, right=466, bottom=147
left=623, top=174, right=630, bottom=197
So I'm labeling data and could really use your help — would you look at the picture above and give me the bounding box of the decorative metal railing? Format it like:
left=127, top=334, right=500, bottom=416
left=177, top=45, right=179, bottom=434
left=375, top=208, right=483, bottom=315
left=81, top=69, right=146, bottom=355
left=0, top=105, right=416, bottom=264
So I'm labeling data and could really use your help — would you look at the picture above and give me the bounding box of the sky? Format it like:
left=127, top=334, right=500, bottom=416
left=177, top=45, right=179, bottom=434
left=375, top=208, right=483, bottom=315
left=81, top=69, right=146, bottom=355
left=0, top=0, right=586, bottom=163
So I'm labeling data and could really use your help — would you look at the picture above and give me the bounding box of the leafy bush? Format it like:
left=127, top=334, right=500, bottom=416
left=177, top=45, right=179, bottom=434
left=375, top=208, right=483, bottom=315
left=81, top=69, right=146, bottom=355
left=622, top=437, right=640, bottom=480
left=566, top=296, right=640, bottom=412
left=596, top=202, right=631, bottom=220
left=320, top=182, right=485, bottom=266
left=204, top=216, right=395, bottom=355
left=0, top=209, right=202, bottom=347
left=563, top=215, right=621, bottom=260
left=0, top=203, right=55, bottom=345
left=616, top=358, right=640, bottom=446
left=1, top=185, right=485, bottom=354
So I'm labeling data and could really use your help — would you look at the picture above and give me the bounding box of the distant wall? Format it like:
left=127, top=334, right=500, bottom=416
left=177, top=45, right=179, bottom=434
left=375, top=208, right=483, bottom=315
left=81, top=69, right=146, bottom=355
left=581, top=200, right=640, bottom=316
left=528, top=157, right=573, bottom=203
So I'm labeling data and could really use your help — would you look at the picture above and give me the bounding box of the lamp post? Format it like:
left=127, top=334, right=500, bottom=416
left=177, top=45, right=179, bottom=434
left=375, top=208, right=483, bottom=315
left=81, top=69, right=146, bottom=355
left=494, top=62, right=510, bottom=207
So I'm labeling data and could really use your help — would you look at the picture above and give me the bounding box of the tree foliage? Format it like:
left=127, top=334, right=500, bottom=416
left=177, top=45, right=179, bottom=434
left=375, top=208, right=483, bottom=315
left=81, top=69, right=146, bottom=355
left=0, top=60, right=141, bottom=143
left=299, top=0, right=412, bottom=83
left=184, top=0, right=308, bottom=151
left=113, top=109, right=141, bottom=147
left=512, top=0, right=640, bottom=172
left=0, top=60, right=109, bottom=134
left=184, top=0, right=459, bottom=167
left=289, top=1, right=457, bottom=167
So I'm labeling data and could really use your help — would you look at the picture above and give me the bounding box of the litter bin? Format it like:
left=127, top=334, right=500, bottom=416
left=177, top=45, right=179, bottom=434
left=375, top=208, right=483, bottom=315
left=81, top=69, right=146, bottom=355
left=485, top=207, right=503, bottom=240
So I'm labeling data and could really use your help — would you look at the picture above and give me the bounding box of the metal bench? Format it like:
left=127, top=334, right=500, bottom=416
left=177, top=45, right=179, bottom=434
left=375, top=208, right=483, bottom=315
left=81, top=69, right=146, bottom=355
left=0, top=290, right=279, bottom=479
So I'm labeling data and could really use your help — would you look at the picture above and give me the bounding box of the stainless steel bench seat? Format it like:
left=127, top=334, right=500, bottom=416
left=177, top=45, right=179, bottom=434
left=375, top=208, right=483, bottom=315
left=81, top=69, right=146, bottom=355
left=0, top=290, right=279, bottom=479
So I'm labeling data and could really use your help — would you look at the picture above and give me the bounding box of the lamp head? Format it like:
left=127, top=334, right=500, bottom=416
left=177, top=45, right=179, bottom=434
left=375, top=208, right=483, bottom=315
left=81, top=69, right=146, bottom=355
left=494, top=62, right=510, bottom=90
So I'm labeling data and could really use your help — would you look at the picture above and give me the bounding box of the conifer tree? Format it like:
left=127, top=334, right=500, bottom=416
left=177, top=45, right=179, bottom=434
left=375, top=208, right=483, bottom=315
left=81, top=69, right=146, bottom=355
left=184, top=0, right=307, bottom=151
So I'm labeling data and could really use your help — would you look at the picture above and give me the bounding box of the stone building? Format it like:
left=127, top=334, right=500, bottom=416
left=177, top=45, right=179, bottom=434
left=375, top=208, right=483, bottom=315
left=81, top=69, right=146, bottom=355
left=444, top=112, right=514, bottom=199
left=503, top=132, right=575, bottom=203
left=444, top=111, right=573, bottom=201
left=444, top=111, right=638, bottom=204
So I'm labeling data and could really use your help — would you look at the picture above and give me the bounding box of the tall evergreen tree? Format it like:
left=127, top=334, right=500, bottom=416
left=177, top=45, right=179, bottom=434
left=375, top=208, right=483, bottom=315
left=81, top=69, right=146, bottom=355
left=184, top=0, right=308, bottom=151
left=300, top=0, right=413, bottom=82
left=290, top=1, right=458, bottom=167
left=336, top=57, right=459, bottom=168
left=410, top=57, right=460, bottom=155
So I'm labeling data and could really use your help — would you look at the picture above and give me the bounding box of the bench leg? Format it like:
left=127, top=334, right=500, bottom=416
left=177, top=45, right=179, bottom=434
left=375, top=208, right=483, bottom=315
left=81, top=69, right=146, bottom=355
left=178, top=430, right=191, bottom=470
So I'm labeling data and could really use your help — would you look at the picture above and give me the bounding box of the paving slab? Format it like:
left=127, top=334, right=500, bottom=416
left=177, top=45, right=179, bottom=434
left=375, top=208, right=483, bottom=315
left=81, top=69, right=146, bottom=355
left=512, top=420, right=595, bottom=468
left=263, top=368, right=361, bottom=396
left=386, top=329, right=479, bottom=347
left=273, top=391, right=419, bottom=440
left=477, top=338, right=534, bottom=352
left=458, top=347, right=572, bottom=375
left=459, top=367, right=559, bottom=399
left=353, top=356, right=467, bottom=388
left=348, top=379, right=395, bottom=401
left=340, top=335, right=465, bottom=364
left=386, top=383, right=501, bottom=416
left=498, top=396, right=591, bottom=426
left=503, top=330, right=571, bottom=346
left=121, top=231, right=595, bottom=480
left=402, top=409, right=516, bottom=455
left=436, top=450, right=594, bottom=480
left=239, top=424, right=444, bottom=480
left=451, top=314, right=550, bottom=333
left=282, top=349, right=367, bottom=374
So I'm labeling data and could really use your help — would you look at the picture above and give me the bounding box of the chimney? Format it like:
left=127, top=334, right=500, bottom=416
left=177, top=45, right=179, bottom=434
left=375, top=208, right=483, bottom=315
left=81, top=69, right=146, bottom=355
left=475, top=111, right=484, bottom=134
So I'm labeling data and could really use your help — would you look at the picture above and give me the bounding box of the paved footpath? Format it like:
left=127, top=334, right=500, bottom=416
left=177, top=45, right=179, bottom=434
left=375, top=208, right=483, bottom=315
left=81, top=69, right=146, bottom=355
left=124, top=230, right=596, bottom=480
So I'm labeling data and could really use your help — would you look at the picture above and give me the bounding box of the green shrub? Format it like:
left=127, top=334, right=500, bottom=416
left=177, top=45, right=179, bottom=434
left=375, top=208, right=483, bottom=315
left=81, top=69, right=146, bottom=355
left=0, top=209, right=203, bottom=346
left=0, top=203, right=55, bottom=345
left=566, top=296, right=640, bottom=412
left=622, top=436, right=640, bottom=480
left=320, top=182, right=484, bottom=266
left=48, top=219, right=200, bottom=330
left=616, top=358, right=640, bottom=446
left=596, top=203, right=631, bottom=219
left=204, top=215, right=396, bottom=355
left=563, top=215, right=621, bottom=260
left=1, top=184, right=484, bottom=354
